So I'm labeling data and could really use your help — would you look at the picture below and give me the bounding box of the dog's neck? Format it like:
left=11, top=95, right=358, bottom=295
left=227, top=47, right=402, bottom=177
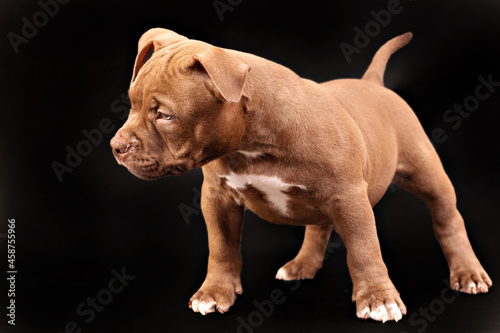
left=233, top=54, right=310, bottom=156
left=231, top=51, right=343, bottom=162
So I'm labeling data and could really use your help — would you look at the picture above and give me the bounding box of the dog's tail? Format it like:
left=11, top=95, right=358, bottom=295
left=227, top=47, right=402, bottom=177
left=361, top=32, right=413, bottom=86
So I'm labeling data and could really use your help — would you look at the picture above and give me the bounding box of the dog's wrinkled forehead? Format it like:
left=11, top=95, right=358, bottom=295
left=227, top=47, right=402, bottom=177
left=130, top=28, right=189, bottom=84
left=128, top=46, right=204, bottom=110
left=129, top=27, right=250, bottom=106
left=130, top=49, right=172, bottom=92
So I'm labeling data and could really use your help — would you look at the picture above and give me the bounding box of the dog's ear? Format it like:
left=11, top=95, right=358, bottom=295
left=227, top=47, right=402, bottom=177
left=190, top=47, right=250, bottom=103
left=131, top=28, right=188, bottom=84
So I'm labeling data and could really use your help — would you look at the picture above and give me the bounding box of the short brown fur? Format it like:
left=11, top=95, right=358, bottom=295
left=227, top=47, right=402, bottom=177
left=111, top=29, right=492, bottom=322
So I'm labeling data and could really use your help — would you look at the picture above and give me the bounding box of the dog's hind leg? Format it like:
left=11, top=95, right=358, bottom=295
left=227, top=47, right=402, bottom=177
left=394, top=141, right=492, bottom=294
left=276, top=225, right=334, bottom=280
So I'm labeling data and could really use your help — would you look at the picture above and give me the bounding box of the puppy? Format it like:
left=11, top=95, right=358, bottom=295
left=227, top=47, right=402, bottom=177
left=110, top=28, right=492, bottom=322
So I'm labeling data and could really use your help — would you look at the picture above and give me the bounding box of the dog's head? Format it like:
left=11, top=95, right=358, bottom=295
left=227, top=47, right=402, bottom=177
left=110, top=28, right=250, bottom=180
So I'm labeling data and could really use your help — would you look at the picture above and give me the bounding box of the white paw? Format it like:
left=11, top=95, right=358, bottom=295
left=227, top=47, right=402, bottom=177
left=369, top=305, right=389, bottom=323
left=385, top=302, right=403, bottom=322
left=357, top=302, right=403, bottom=323
left=190, top=300, right=217, bottom=315
left=450, top=267, right=492, bottom=294
left=275, top=267, right=293, bottom=281
left=465, top=281, right=477, bottom=294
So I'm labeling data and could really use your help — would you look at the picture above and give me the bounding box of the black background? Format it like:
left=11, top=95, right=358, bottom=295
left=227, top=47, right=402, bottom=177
left=1, top=0, right=500, bottom=332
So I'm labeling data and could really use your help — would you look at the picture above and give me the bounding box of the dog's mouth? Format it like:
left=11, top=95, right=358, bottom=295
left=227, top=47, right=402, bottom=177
left=167, top=155, right=216, bottom=175
left=125, top=158, right=166, bottom=180
left=170, top=163, right=190, bottom=175
left=120, top=154, right=217, bottom=180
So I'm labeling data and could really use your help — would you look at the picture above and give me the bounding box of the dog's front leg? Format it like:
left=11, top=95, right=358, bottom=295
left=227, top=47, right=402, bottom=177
left=325, top=182, right=406, bottom=323
left=189, top=181, right=244, bottom=315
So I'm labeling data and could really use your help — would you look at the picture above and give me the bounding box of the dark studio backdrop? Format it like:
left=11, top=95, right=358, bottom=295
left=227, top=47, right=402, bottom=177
left=1, top=0, right=500, bottom=332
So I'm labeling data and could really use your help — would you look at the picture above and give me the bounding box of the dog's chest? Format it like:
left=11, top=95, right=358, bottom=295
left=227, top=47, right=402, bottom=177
left=217, top=171, right=308, bottom=219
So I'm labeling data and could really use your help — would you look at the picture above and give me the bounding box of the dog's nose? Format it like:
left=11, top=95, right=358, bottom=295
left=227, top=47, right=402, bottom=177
left=110, top=137, right=131, bottom=159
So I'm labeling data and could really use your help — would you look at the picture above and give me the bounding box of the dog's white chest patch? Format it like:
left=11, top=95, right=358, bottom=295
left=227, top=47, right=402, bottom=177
left=218, top=172, right=306, bottom=216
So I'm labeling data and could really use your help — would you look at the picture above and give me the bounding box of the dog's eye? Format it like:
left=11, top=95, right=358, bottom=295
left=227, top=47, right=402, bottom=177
left=159, top=112, right=175, bottom=121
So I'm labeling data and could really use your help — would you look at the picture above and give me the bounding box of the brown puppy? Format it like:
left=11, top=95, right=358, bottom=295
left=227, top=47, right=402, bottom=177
left=110, top=28, right=492, bottom=322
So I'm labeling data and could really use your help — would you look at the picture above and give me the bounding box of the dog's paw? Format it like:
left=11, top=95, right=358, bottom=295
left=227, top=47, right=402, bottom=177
left=275, top=258, right=322, bottom=281
left=354, top=285, right=406, bottom=323
left=189, top=280, right=242, bottom=315
left=450, top=266, right=492, bottom=294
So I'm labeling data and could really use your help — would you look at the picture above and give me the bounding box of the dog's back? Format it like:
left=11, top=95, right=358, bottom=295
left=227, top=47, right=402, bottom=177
left=320, top=33, right=437, bottom=205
